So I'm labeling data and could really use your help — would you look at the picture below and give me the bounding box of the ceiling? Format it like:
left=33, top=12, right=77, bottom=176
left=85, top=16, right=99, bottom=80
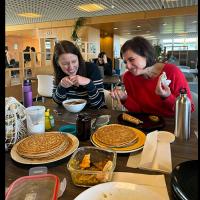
left=93, top=15, right=198, bottom=38
left=6, top=0, right=198, bottom=26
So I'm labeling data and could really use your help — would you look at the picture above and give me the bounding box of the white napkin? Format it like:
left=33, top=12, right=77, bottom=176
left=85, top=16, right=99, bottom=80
left=127, top=151, right=142, bottom=168
left=138, top=131, right=174, bottom=173
left=112, top=172, right=169, bottom=200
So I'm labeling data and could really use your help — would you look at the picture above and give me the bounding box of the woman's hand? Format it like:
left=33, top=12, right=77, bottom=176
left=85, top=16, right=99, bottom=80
left=60, top=76, right=74, bottom=88
left=103, top=55, right=108, bottom=64
left=69, top=75, right=90, bottom=86
left=155, top=75, right=171, bottom=98
left=110, top=87, right=127, bottom=102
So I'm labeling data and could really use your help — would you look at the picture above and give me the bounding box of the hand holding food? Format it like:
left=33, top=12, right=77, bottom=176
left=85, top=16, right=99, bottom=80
left=69, top=75, right=90, bottom=86
left=60, top=76, right=74, bottom=88
left=155, top=73, right=171, bottom=98
left=110, top=88, right=127, bottom=102
left=160, top=72, right=171, bottom=86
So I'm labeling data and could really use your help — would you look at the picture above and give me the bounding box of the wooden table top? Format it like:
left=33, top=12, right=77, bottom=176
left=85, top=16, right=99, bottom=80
left=5, top=99, right=198, bottom=200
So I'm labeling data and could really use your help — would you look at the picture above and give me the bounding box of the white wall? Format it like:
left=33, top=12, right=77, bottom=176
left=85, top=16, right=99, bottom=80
left=87, top=27, right=100, bottom=58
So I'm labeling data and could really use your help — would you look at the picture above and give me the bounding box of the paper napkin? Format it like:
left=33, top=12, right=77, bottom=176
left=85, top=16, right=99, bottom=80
left=138, top=131, right=174, bottom=173
left=112, top=172, right=169, bottom=200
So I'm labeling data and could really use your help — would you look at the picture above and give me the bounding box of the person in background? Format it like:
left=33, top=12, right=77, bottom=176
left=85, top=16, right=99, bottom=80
left=52, top=40, right=105, bottom=109
left=23, top=46, right=31, bottom=63
left=110, top=36, right=194, bottom=117
left=31, top=47, right=38, bottom=62
left=93, top=52, right=113, bottom=76
left=5, top=46, right=11, bottom=68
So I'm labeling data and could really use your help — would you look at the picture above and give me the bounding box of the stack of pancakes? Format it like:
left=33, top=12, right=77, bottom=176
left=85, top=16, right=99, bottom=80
left=92, top=124, right=138, bottom=148
left=16, top=132, right=73, bottom=160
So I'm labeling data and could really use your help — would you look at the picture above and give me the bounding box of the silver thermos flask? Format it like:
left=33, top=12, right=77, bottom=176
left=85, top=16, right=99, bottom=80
left=175, top=88, right=191, bottom=141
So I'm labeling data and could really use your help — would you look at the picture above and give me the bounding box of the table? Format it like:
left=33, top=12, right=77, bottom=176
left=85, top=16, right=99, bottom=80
left=103, top=75, right=121, bottom=90
left=5, top=99, right=198, bottom=200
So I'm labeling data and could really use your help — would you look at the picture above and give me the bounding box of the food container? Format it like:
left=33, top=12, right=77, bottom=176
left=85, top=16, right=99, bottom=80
left=5, top=174, right=60, bottom=200
left=67, top=146, right=117, bottom=187
left=62, top=99, right=87, bottom=113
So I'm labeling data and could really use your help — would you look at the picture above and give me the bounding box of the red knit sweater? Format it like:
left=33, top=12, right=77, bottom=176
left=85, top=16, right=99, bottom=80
left=122, top=63, right=194, bottom=117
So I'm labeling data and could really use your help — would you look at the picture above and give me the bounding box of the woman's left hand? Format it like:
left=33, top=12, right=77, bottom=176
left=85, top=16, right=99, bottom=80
left=155, top=75, right=171, bottom=98
left=69, top=75, right=90, bottom=86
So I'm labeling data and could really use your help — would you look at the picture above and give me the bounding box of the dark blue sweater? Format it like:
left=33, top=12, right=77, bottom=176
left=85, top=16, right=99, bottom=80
left=52, top=62, right=105, bottom=109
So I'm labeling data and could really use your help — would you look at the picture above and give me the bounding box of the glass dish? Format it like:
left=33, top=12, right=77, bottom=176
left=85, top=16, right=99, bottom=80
left=67, top=146, right=117, bottom=187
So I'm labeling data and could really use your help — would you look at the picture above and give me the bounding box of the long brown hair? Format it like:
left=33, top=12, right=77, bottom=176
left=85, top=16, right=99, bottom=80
left=53, top=40, right=86, bottom=85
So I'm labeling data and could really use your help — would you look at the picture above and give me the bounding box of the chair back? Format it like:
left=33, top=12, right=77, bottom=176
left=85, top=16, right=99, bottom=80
left=37, top=75, right=54, bottom=97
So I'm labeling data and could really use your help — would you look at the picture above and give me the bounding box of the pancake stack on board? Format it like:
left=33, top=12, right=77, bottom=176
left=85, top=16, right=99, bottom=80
left=16, top=132, right=73, bottom=160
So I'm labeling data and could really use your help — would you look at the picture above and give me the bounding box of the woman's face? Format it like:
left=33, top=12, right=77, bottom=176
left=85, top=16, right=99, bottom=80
left=122, top=49, right=147, bottom=76
left=58, top=53, right=79, bottom=76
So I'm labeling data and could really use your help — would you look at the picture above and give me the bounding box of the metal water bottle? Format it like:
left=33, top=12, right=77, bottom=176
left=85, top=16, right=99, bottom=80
left=174, top=88, right=191, bottom=141
left=23, top=79, right=33, bottom=108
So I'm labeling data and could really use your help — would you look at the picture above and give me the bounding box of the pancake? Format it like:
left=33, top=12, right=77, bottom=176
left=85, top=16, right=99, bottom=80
left=94, top=124, right=137, bottom=147
left=16, top=132, right=72, bottom=160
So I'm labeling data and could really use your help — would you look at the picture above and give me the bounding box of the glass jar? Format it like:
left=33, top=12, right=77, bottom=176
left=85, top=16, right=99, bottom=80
left=76, top=113, right=91, bottom=141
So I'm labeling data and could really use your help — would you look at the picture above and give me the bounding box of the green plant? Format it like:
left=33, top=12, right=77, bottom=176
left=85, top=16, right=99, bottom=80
left=71, top=17, right=86, bottom=41
left=154, top=44, right=162, bottom=60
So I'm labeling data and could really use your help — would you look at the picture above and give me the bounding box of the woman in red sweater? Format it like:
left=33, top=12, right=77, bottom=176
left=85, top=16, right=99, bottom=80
left=111, top=36, right=194, bottom=117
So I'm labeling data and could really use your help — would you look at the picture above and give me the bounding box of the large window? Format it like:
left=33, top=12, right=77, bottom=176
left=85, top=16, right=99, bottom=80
left=161, top=37, right=198, bottom=52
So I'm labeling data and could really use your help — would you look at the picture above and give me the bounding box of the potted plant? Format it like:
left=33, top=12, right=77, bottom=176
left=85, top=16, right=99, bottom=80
left=71, top=17, right=86, bottom=46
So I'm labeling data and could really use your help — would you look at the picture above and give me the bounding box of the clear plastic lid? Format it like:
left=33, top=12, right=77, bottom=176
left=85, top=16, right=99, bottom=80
left=6, top=174, right=60, bottom=200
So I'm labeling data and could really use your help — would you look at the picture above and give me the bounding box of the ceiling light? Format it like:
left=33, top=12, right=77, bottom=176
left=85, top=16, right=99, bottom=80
left=127, top=33, right=131, bottom=35
left=162, top=23, right=167, bottom=26
left=192, top=21, right=197, bottom=23
left=17, top=12, right=41, bottom=18
left=146, top=30, right=151, bottom=33
left=77, top=3, right=106, bottom=12
left=113, top=27, right=118, bottom=30
left=111, top=5, right=115, bottom=8
left=137, top=25, right=141, bottom=28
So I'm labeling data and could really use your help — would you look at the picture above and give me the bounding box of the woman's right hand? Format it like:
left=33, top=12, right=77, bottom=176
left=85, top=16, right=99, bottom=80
left=60, top=77, right=74, bottom=88
left=110, top=88, right=127, bottom=102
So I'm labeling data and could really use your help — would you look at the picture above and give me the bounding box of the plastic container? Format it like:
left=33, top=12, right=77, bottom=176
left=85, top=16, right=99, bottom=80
left=5, top=174, right=60, bottom=200
left=45, top=109, right=55, bottom=131
left=67, top=146, right=117, bottom=187
left=25, top=106, right=45, bottom=134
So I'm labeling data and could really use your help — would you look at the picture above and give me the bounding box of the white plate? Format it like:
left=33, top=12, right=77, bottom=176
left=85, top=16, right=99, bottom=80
left=10, top=133, right=79, bottom=165
left=157, top=131, right=175, bottom=143
left=74, top=182, right=164, bottom=200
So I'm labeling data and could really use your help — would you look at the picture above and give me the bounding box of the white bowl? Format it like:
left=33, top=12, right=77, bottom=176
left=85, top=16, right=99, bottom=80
left=62, top=99, right=87, bottom=113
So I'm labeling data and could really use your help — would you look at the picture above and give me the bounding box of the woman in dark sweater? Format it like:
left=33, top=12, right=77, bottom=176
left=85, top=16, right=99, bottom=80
left=52, top=40, right=105, bottom=109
